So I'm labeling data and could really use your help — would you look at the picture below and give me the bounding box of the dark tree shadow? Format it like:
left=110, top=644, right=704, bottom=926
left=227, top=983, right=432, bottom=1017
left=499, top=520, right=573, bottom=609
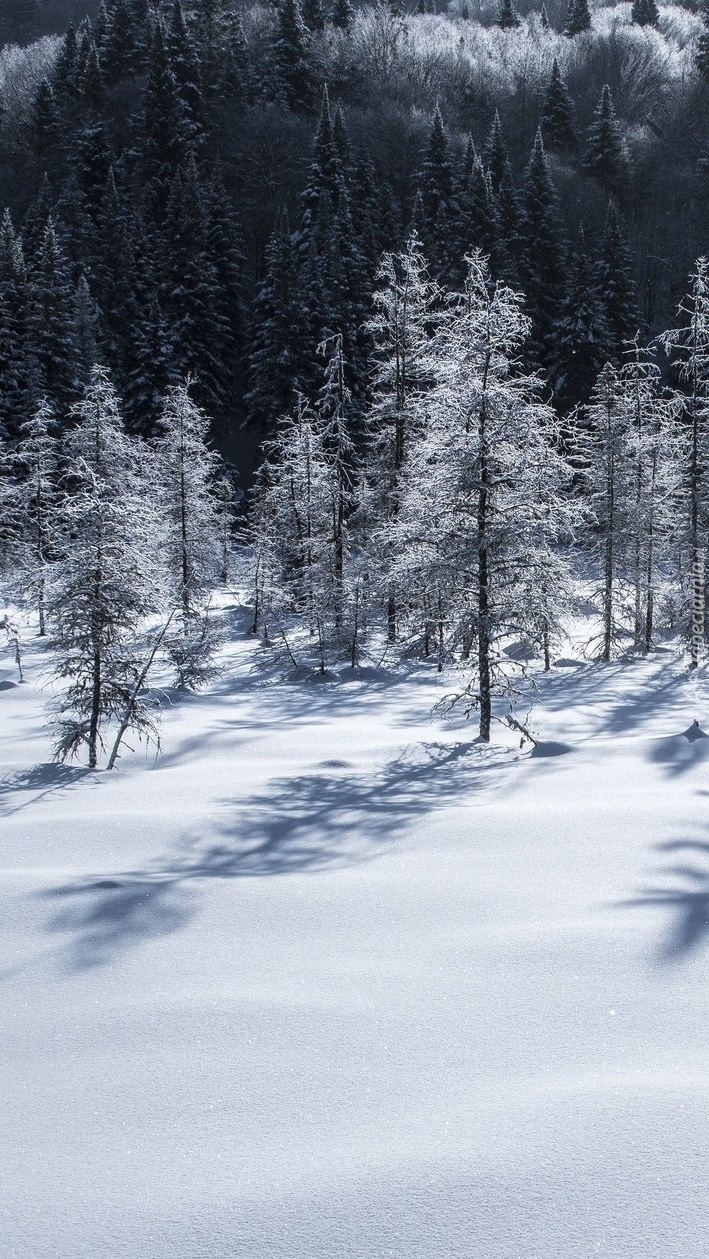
left=0, top=763, right=94, bottom=818
left=621, top=838, right=709, bottom=962
left=38, top=740, right=513, bottom=972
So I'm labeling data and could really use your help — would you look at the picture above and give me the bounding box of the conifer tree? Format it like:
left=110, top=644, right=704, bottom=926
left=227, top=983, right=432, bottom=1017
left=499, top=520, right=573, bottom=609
left=32, top=80, right=60, bottom=160
left=419, top=106, right=454, bottom=234
left=53, top=22, right=80, bottom=99
left=102, top=0, right=144, bottom=83
left=140, top=17, right=190, bottom=181
left=551, top=229, right=612, bottom=409
left=303, top=0, right=326, bottom=33
left=631, top=0, right=659, bottom=26
left=496, top=0, right=521, bottom=28
left=596, top=200, right=640, bottom=361
left=331, top=0, right=355, bottom=29
left=26, top=220, right=79, bottom=416
left=0, top=209, right=29, bottom=439
left=583, top=85, right=629, bottom=196
left=168, top=0, right=204, bottom=141
left=482, top=110, right=509, bottom=194
left=564, top=0, right=591, bottom=35
left=271, top=0, right=316, bottom=114
left=520, top=130, right=567, bottom=372
left=540, top=59, right=576, bottom=152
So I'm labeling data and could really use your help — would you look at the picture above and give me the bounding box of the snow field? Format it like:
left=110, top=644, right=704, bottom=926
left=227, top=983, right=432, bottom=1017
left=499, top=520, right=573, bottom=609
left=3, top=610, right=709, bottom=1257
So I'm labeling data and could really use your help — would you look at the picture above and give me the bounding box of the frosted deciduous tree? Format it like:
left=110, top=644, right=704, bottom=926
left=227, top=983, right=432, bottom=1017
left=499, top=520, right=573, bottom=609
left=365, top=233, right=442, bottom=641
left=660, top=260, right=709, bottom=668
left=400, top=252, right=578, bottom=738
left=154, top=381, right=223, bottom=687
left=48, top=367, right=163, bottom=768
left=12, top=398, right=58, bottom=636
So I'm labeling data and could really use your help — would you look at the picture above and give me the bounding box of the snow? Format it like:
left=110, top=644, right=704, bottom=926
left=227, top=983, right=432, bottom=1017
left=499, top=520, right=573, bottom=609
left=3, top=603, right=709, bottom=1258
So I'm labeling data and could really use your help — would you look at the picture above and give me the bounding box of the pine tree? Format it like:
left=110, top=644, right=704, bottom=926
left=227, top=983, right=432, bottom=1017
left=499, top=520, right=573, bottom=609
left=496, top=0, right=521, bottom=28
left=583, top=85, right=629, bottom=196
left=331, top=0, right=355, bottom=29
left=564, top=0, right=591, bottom=35
left=419, top=106, right=454, bottom=233
left=631, top=0, right=659, bottom=26
left=551, top=229, right=612, bottom=409
left=48, top=367, right=164, bottom=767
left=0, top=209, right=29, bottom=440
left=168, top=0, right=204, bottom=142
left=250, top=394, right=345, bottom=668
left=303, top=0, right=326, bottom=33
left=540, top=58, right=577, bottom=152
left=79, top=38, right=105, bottom=112
left=102, top=0, right=144, bottom=83
left=26, top=220, right=79, bottom=416
left=140, top=17, right=191, bottom=180
left=271, top=0, right=316, bottom=113
left=596, top=199, right=640, bottom=361
left=482, top=110, right=509, bottom=194
left=32, top=80, right=60, bottom=160
left=52, top=22, right=80, bottom=99
left=520, top=130, right=567, bottom=373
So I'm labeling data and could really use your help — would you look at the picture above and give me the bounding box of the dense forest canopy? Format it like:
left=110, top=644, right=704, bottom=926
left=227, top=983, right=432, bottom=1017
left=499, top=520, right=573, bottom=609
left=0, top=0, right=709, bottom=462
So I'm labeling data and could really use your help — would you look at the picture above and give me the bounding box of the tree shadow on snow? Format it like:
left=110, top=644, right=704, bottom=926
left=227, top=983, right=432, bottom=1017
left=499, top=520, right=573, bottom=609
left=0, top=762, right=94, bottom=818
left=621, top=835, right=709, bottom=963
left=39, top=739, right=510, bottom=972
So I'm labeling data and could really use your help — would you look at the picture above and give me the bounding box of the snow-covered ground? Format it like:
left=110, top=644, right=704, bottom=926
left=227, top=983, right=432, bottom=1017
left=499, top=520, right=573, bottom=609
left=3, top=601, right=709, bottom=1258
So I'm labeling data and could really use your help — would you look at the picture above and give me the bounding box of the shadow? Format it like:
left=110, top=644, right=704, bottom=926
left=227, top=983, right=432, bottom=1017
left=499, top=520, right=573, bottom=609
left=645, top=726, right=709, bottom=778
left=0, top=763, right=93, bottom=818
left=621, top=838, right=709, bottom=962
left=38, top=739, right=511, bottom=972
left=530, top=741, right=573, bottom=758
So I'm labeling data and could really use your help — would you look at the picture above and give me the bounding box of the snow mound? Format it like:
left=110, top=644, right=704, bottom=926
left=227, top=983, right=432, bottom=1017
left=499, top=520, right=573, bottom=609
left=530, top=741, right=573, bottom=758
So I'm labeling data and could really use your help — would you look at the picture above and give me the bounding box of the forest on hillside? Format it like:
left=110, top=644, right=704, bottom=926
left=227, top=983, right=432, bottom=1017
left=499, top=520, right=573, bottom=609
left=4, top=0, right=709, bottom=762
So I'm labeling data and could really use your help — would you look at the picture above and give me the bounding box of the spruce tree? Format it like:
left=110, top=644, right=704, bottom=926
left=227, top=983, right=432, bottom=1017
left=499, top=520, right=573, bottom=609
left=0, top=210, right=28, bottom=441
left=583, top=85, right=629, bottom=196
left=331, top=0, right=355, bottom=29
left=631, top=0, right=659, bottom=26
left=271, top=0, right=316, bottom=113
left=540, top=59, right=577, bottom=152
left=482, top=110, right=509, bottom=194
left=303, top=0, right=326, bottom=33
left=32, top=80, right=60, bottom=160
left=496, top=0, right=521, bottom=28
left=520, top=130, right=567, bottom=373
left=26, top=220, right=79, bottom=416
left=168, top=0, right=204, bottom=142
left=551, top=229, right=612, bottom=409
left=596, top=199, right=640, bottom=361
left=419, top=106, right=454, bottom=233
left=564, top=0, right=591, bottom=35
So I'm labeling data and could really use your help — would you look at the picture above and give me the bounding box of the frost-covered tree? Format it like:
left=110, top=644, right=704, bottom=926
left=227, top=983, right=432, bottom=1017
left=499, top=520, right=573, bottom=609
left=398, top=252, right=578, bottom=736
left=153, top=381, right=223, bottom=687
left=660, top=260, right=709, bottom=668
left=365, top=234, right=443, bottom=641
left=574, top=364, right=638, bottom=661
left=12, top=399, right=58, bottom=636
left=48, top=367, right=163, bottom=767
left=250, top=395, right=344, bottom=670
